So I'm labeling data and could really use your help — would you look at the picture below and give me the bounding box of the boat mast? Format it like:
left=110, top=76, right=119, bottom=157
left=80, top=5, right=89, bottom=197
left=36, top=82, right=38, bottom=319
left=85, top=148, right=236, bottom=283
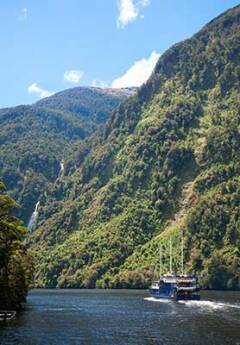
left=181, top=231, right=184, bottom=276
left=159, top=243, right=162, bottom=278
left=169, top=237, right=173, bottom=274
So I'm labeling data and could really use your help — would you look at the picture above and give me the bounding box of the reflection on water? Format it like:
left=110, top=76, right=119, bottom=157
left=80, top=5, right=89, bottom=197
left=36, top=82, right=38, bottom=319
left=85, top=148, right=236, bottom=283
left=0, top=290, right=239, bottom=345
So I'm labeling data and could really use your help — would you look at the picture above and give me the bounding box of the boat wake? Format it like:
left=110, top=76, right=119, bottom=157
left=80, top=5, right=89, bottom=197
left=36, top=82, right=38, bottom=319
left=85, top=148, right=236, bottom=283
left=144, top=297, right=240, bottom=310
left=178, top=300, right=240, bottom=310
left=144, top=297, right=172, bottom=303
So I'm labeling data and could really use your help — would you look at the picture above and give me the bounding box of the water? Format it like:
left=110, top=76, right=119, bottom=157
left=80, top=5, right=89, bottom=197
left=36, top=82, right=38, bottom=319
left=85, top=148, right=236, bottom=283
left=58, top=161, right=64, bottom=178
left=0, top=290, right=239, bottom=345
left=27, top=201, right=40, bottom=230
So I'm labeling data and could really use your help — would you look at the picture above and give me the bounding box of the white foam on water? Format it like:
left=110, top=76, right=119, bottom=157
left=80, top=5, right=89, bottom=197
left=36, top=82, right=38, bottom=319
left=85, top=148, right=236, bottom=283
left=178, top=300, right=240, bottom=310
left=144, top=298, right=240, bottom=310
left=144, top=297, right=172, bottom=303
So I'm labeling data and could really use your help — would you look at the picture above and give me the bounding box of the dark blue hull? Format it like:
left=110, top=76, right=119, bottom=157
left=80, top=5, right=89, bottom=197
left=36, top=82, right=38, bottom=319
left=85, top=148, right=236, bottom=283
left=149, top=289, right=200, bottom=301
left=149, top=289, right=175, bottom=300
left=175, top=294, right=201, bottom=301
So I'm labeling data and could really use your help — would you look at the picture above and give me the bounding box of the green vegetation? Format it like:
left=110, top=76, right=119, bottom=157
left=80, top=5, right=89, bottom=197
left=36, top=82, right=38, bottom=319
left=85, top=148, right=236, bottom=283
left=0, top=87, right=134, bottom=224
left=0, top=180, right=32, bottom=310
left=28, top=6, right=240, bottom=290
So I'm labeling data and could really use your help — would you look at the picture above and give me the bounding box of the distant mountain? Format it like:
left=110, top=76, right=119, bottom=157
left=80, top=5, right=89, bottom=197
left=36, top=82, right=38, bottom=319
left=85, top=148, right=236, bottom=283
left=0, top=87, right=135, bottom=223
left=30, top=5, right=240, bottom=290
left=35, top=87, right=137, bottom=132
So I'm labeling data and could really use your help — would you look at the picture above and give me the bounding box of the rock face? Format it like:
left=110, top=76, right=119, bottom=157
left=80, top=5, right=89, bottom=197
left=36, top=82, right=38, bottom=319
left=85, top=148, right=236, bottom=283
left=0, top=87, right=135, bottom=224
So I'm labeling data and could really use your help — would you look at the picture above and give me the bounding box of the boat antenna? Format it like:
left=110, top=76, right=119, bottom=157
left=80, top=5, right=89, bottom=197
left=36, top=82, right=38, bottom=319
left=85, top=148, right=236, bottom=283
left=159, top=243, right=162, bottom=278
left=169, top=237, right=173, bottom=275
left=181, top=231, right=184, bottom=276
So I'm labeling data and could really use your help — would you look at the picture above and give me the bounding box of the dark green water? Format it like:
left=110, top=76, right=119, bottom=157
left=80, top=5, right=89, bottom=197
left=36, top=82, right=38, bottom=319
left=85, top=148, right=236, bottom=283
left=0, top=290, right=239, bottom=345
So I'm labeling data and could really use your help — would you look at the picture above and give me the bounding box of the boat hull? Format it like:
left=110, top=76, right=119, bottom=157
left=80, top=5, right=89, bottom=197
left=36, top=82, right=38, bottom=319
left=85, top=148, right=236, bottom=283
left=175, top=294, right=201, bottom=301
left=149, top=289, right=200, bottom=301
left=149, top=289, right=175, bottom=300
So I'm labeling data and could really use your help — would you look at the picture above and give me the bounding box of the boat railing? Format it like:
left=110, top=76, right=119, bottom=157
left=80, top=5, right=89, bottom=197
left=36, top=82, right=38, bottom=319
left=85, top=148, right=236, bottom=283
left=176, top=286, right=197, bottom=291
left=162, top=277, right=177, bottom=283
left=177, top=278, right=196, bottom=283
left=150, top=281, right=159, bottom=289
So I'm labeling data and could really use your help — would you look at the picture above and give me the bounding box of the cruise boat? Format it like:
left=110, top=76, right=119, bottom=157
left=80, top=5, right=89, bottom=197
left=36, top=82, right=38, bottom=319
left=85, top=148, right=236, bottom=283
left=149, top=274, right=200, bottom=301
left=149, top=235, right=200, bottom=301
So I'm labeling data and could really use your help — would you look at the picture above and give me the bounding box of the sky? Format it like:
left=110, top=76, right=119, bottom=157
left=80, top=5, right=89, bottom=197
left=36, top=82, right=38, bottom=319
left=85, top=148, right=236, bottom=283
left=0, top=0, right=239, bottom=108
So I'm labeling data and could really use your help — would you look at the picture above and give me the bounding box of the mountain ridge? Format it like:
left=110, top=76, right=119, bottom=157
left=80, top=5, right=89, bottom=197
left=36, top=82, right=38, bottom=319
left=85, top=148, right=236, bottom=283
left=0, top=87, right=135, bottom=223
left=28, top=5, right=240, bottom=290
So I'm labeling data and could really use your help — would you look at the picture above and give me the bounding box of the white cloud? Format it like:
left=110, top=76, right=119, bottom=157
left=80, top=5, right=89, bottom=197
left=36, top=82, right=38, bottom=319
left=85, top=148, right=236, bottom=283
left=112, top=51, right=160, bottom=88
left=19, top=7, right=28, bottom=21
left=117, top=0, right=150, bottom=28
left=28, top=83, right=53, bottom=99
left=91, top=79, right=109, bottom=88
left=64, top=70, right=84, bottom=84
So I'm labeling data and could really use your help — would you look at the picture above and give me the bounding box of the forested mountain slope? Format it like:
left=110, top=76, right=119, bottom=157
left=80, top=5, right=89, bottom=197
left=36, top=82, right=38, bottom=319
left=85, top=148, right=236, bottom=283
left=36, top=87, right=137, bottom=129
left=31, top=5, right=240, bottom=289
left=0, top=87, right=134, bottom=224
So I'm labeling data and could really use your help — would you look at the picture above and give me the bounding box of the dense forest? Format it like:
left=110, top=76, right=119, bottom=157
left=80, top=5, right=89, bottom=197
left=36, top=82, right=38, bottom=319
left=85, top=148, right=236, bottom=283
left=0, top=87, right=135, bottom=224
left=0, top=180, right=32, bottom=310
left=0, top=5, right=239, bottom=297
left=26, top=6, right=240, bottom=290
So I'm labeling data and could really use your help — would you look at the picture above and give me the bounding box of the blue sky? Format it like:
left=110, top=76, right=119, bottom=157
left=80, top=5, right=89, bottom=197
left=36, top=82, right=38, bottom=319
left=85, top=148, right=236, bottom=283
left=0, top=0, right=239, bottom=108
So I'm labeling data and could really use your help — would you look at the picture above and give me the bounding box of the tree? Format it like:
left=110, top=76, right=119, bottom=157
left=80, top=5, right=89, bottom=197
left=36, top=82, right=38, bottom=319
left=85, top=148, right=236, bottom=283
left=0, top=181, right=32, bottom=310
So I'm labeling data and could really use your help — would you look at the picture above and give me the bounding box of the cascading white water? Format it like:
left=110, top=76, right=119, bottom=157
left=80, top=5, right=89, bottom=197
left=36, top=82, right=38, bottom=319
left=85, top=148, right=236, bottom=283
left=58, top=161, right=64, bottom=178
left=28, top=161, right=64, bottom=231
left=28, top=201, right=40, bottom=230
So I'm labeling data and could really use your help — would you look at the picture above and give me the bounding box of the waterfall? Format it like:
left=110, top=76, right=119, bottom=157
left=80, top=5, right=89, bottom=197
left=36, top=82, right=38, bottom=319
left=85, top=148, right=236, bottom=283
left=28, top=201, right=40, bottom=230
left=58, top=160, right=64, bottom=178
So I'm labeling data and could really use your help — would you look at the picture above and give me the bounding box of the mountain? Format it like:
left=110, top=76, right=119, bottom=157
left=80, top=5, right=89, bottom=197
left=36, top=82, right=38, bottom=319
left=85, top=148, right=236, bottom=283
left=29, top=6, right=240, bottom=289
left=36, top=87, right=137, bottom=128
left=0, top=87, right=135, bottom=224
